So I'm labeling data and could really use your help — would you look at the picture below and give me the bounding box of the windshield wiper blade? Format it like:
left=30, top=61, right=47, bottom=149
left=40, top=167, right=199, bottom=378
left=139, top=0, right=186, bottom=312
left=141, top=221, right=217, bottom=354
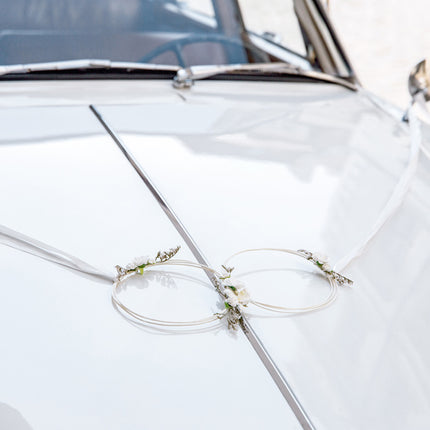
left=0, top=59, right=180, bottom=77
left=173, top=62, right=356, bottom=90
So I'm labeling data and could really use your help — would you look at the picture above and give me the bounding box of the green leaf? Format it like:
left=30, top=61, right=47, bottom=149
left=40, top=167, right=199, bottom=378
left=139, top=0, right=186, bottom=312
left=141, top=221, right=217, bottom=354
left=225, top=302, right=231, bottom=309
left=227, top=285, right=237, bottom=291
left=138, top=267, right=144, bottom=275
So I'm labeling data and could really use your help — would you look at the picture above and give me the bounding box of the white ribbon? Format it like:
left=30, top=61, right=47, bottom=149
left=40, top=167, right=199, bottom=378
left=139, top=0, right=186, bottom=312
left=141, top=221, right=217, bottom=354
left=0, top=224, right=113, bottom=283
left=334, top=108, right=422, bottom=272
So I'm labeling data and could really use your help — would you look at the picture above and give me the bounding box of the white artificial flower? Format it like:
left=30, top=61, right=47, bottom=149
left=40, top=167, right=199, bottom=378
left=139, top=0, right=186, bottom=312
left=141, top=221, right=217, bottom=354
left=225, top=277, right=245, bottom=290
left=322, top=263, right=332, bottom=272
left=237, top=288, right=251, bottom=306
left=125, top=263, right=135, bottom=271
left=224, top=288, right=239, bottom=307
left=133, top=255, right=154, bottom=267
left=313, top=252, right=329, bottom=264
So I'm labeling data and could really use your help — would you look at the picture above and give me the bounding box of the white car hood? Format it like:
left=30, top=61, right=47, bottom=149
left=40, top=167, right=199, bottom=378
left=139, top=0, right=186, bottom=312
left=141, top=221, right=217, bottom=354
left=1, top=79, right=429, bottom=429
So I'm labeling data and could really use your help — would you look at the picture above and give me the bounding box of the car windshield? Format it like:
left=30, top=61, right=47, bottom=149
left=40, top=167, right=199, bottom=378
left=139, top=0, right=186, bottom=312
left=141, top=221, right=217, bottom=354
left=0, top=0, right=311, bottom=70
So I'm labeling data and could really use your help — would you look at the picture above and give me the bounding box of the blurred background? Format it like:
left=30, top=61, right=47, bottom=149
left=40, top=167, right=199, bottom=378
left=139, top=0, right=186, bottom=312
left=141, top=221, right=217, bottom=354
left=330, top=0, right=429, bottom=108
left=242, top=0, right=429, bottom=108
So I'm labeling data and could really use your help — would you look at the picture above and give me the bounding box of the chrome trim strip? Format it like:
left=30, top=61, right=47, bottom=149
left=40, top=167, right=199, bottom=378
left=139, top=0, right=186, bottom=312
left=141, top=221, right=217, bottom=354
left=89, top=105, right=207, bottom=268
left=173, top=62, right=356, bottom=91
left=89, top=104, right=316, bottom=430
left=241, top=319, right=316, bottom=430
left=0, top=59, right=179, bottom=77
left=311, top=0, right=360, bottom=84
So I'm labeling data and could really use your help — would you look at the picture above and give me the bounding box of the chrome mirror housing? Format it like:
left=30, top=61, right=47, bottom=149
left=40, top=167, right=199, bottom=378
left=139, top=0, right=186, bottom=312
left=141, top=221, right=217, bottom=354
left=408, top=58, right=430, bottom=100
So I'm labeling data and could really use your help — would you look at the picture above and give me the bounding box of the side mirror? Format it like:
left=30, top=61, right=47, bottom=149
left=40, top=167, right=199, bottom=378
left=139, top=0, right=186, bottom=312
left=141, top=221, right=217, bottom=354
left=405, top=58, right=430, bottom=123
left=408, top=59, right=430, bottom=100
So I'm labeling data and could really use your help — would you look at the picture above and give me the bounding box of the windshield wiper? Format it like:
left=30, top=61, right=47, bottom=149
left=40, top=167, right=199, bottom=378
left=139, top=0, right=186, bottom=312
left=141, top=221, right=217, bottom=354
left=173, top=62, right=356, bottom=90
left=0, top=59, right=180, bottom=77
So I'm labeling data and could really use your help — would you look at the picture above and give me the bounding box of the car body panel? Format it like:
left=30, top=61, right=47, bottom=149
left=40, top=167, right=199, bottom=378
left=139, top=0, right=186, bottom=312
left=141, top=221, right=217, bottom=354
left=98, top=80, right=429, bottom=428
left=0, top=103, right=300, bottom=430
left=1, top=79, right=429, bottom=428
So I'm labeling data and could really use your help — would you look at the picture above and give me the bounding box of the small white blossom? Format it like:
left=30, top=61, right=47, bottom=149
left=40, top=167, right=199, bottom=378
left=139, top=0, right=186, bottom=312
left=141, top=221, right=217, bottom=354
left=237, top=288, right=251, bottom=306
left=125, top=263, right=135, bottom=271
left=223, top=277, right=250, bottom=309
left=224, top=277, right=245, bottom=290
left=313, top=252, right=329, bottom=264
left=133, top=255, right=154, bottom=267
left=224, top=288, right=239, bottom=307
left=322, top=263, right=332, bottom=272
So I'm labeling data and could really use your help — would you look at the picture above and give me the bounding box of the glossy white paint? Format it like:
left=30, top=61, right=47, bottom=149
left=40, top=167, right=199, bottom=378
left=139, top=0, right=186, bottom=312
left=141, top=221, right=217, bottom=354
left=0, top=79, right=429, bottom=429
left=98, top=80, right=429, bottom=429
left=0, top=80, right=182, bottom=108
left=0, top=104, right=300, bottom=429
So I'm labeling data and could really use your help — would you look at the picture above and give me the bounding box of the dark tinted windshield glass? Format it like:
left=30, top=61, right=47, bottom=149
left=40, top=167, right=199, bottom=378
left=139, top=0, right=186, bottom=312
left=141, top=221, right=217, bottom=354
left=0, top=0, right=249, bottom=66
left=0, top=0, right=310, bottom=69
